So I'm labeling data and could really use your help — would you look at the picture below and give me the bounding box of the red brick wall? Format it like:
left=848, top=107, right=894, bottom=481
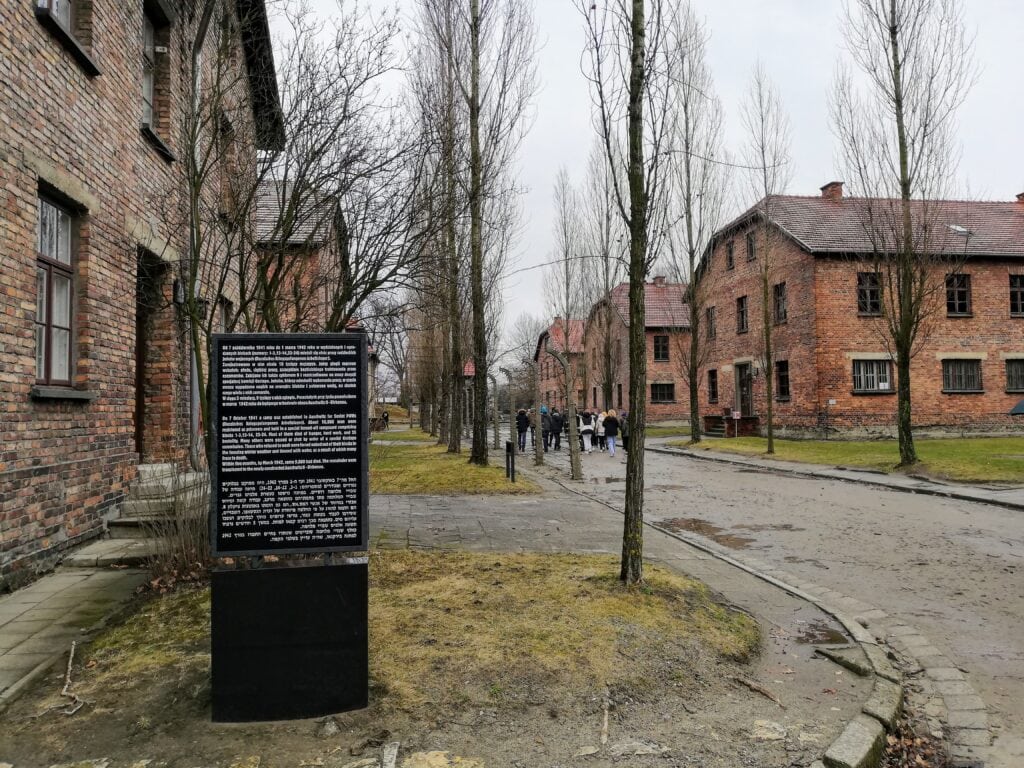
left=700, top=223, right=820, bottom=433
left=0, top=1, right=256, bottom=584
left=815, top=257, right=1024, bottom=434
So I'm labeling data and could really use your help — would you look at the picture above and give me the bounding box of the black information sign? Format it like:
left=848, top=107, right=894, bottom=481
left=210, top=333, right=369, bottom=556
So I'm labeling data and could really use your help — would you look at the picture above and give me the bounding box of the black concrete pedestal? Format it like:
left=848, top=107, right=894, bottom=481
left=211, top=562, right=368, bottom=722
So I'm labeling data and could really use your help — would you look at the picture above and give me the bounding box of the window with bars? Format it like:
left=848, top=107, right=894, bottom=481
left=35, top=197, right=75, bottom=386
left=653, top=334, right=669, bottom=362
left=650, top=383, right=675, bottom=403
left=706, top=306, right=716, bottom=339
left=35, top=0, right=100, bottom=76
left=617, top=383, right=622, bottom=409
left=775, top=360, right=790, bottom=400
left=725, top=240, right=735, bottom=270
left=746, top=231, right=756, bottom=261
left=773, top=282, right=787, bottom=324
left=736, top=296, right=748, bottom=333
left=1007, top=360, right=1024, bottom=392
left=142, top=14, right=156, bottom=127
left=857, top=272, right=881, bottom=315
left=946, top=273, right=972, bottom=316
left=1011, top=275, right=1024, bottom=317
left=852, top=359, right=893, bottom=393
left=707, top=370, right=718, bottom=403
left=942, top=359, right=983, bottom=392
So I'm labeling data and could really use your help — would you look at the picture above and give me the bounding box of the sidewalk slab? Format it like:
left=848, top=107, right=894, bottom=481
left=0, top=567, right=147, bottom=712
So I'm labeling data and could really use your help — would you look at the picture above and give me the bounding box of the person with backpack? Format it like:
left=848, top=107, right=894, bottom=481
left=515, top=408, right=529, bottom=452
left=596, top=411, right=606, bottom=451
left=550, top=408, right=563, bottom=450
left=604, top=409, right=620, bottom=458
left=579, top=410, right=595, bottom=454
left=540, top=406, right=552, bottom=452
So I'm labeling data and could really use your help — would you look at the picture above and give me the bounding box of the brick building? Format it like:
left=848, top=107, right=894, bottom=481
left=0, top=0, right=281, bottom=585
left=581, top=278, right=690, bottom=420
left=534, top=318, right=585, bottom=411
left=700, top=182, right=1024, bottom=437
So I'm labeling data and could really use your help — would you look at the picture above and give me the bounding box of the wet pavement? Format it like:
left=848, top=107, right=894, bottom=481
left=537, top=440, right=1024, bottom=767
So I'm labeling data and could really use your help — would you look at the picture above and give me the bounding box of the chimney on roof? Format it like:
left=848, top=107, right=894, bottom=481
left=821, top=181, right=844, bottom=201
left=651, top=275, right=667, bottom=286
left=1016, top=192, right=1024, bottom=204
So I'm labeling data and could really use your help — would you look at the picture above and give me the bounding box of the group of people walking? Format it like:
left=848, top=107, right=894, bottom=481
left=514, top=406, right=628, bottom=458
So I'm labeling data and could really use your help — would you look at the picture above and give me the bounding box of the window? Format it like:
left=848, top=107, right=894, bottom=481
left=140, top=2, right=176, bottom=161
left=857, top=272, right=881, bottom=315
left=706, top=306, right=716, bottom=340
left=773, top=282, right=787, bottom=324
left=1007, top=360, right=1024, bottom=393
left=725, top=240, right=735, bottom=270
left=592, top=386, right=597, bottom=408
left=775, top=360, right=790, bottom=400
left=35, top=0, right=100, bottom=76
left=707, top=370, right=719, bottom=403
left=946, top=273, right=972, bottom=316
left=577, top=389, right=585, bottom=407
left=36, top=197, right=75, bottom=386
left=943, top=359, right=983, bottom=392
left=215, top=296, right=233, bottom=334
left=142, top=15, right=156, bottom=127
left=746, top=231, right=756, bottom=261
left=852, top=359, right=893, bottom=393
left=1010, top=275, right=1024, bottom=317
left=617, top=383, right=622, bottom=409
left=736, top=296, right=748, bottom=333
left=651, top=383, right=675, bottom=403
left=653, top=334, right=669, bottom=362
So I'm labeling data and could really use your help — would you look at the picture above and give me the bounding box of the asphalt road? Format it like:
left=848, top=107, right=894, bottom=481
left=560, top=443, right=1024, bottom=767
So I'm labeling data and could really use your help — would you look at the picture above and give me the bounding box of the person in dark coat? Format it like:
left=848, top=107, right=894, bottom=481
left=620, top=411, right=629, bottom=453
left=603, top=409, right=620, bottom=457
left=515, top=408, right=529, bottom=452
left=550, top=409, right=563, bottom=450
left=540, top=406, right=552, bottom=452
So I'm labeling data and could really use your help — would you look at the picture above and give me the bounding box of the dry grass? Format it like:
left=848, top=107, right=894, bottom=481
left=370, top=550, right=759, bottom=710
left=371, top=442, right=539, bottom=495
left=674, top=435, right=1024, bottom=484
left=376, top=404, right=410, bottom=420
left=372, top=427, right=436, bottom=443
left=68, top=551, right=758, bottom=717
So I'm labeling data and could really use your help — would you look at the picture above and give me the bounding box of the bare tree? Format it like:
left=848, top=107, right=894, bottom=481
left=577, top=0, right=678, bottom=584
left=741, top=63, right=792, bottom=455
left=506, top=312, right=548, bottom=465
left=544, top=169, right=585, bottom=481
left=832, top=0, right=976, bottom=466
left=663, top=4, right=729, bottom=444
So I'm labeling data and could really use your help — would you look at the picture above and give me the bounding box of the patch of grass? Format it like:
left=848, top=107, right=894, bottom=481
left=62, top=552, right=757, bottom=719
left=375, top=404, right=410, bottom=420
left=371, top=443, right=539, bottom=494
left=369, top=551, right=759, bottom=709
left=372, top=427, right=436, bottom=443
left=673, top=435, right=1024, bottom=484
left=645, top=425, right=692, bottom=439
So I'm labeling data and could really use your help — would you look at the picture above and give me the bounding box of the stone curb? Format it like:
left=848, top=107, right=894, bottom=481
left=535, top=468, right=904, bottom=768
left=646, top=445, right=1024, bottom=513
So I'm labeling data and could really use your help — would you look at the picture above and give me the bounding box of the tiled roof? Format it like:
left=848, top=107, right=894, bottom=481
left=717, top=195, right=1024, bottom=258
left=533, top=318, right=586, bottom=361
left=606, top=281, right=690, bottom=329
left=254, top=180, right=336, bottom=247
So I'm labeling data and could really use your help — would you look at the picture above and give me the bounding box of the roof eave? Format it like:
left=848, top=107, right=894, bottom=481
left=237, top=0, right=285, bottom=152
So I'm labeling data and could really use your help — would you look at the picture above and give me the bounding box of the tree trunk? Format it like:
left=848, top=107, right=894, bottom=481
left=896, top=343, right=916, bottom=465
left=468, top=0, right=488, bottom=466
left=687, top=283, right=702, bottom=443
left=532, top=363, right=544, bottom=465
left=621, top=0, right=647, bottom=586
left=762, top=261, right=774, bottom=454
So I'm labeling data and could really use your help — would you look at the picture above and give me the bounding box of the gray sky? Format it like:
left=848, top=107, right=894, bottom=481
left=299, top=1, right=1024, bottom=344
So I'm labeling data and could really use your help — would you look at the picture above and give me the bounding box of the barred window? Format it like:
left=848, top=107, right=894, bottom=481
left=946, top=273, right=972, bottom=316
left=707, top=370, right=718, bottom=403
left=651, top=383, right=675, bottom=403
left=746, top=231, right=756, bottom=261
left=852, top=359, right=892, bottom=393
left=1007, top=360, right=1024, bottom=392
left=725, top=241, right=735, bottom=270
left=1011, top=275, right=1024, bottom=316
left=775, top=360, right=790, bottom=399
left=942, top=359, right=983, bottom=393
left=706, top=306, right=717, bottom=339
left=857, top=272, right=881, bottom=315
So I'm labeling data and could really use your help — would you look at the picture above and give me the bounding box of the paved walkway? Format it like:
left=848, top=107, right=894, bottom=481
left=0, top=568, right=146, bottom=712
left=653, top=441, right=1024, bottom=511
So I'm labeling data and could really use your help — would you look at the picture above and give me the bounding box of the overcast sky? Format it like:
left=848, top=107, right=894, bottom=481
left=297, top=1, right=1024, bottom=345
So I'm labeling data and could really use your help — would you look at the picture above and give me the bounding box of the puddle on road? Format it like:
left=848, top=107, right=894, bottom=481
left=735, top=522, right=806, bottom=532
left=793, top=620, right=849, bottom=645
left=784, top=554, right=830, bottom=570
left=589, top=477, right=625, bottom=484
left=653, top=517, right=756, bottom=549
